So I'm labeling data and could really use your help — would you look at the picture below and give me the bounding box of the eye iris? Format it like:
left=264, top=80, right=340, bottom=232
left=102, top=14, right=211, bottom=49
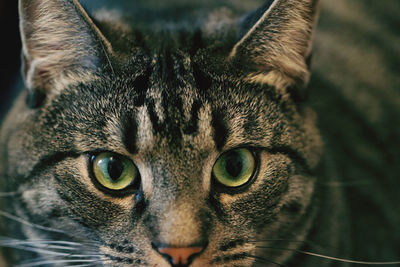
left=213, top=148, right=256, bottom=188
left=92, top=152, right=137, bottom=191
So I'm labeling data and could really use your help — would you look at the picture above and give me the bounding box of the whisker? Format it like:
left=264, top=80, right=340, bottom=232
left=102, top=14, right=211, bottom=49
left=0, top=239, right=83, bottom=246
left=16, top=259, right=100, bottom=267
left=71, top=261, right=104, bottom=267
left=2, top=245, right=81, bottom=257
left=20, top=239, right=99, bottom=247
left=0, top=191, right=19, bottom=197
left=257, top=246, right=400, bottom=265
left=8, top=243, right=94, bottom=252
left=245, top=254, right=287, bottom=267
left=19, top=254, right=102, bottom=263
left=64, top=263, right=102, bottom=267
left=0, top=238, right=100, bottom=255
left=249, top=238, right=339, bottom=251
left=0, top=240, right=83, bottom=250
left=0, top=238, right=101, bottom=259
left=42, top=245, right=87, bottom=251
left=0, top=211, right=65, bottom=234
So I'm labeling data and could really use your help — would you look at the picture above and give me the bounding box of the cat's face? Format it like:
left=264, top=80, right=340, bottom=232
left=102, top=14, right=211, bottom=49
left=0, top=0, right=322, bottom=266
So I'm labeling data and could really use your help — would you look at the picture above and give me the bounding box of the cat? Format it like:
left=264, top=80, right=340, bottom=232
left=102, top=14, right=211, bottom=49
left=0, top=0, right=399, bottom=266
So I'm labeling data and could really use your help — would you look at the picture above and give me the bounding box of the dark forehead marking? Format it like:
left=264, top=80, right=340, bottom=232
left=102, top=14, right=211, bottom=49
left=131, top=67, right=152, bottom=107
left=183, top=99, right=202, bottom=135
left=121, top=113, right=138, bottom=154
left=119, top=69, right=152, bottom=154
left=192, top=63, right=213, bottom=92
left=144, top=89, right=202, bottom=143
left=211, top=108, right=229, bottom=151
left=160, top=88, right=184, bottom=147
left=156, top=49, right=175, bottom=83
left=143, top=49, right=206, bottom=146
left=145, top=97, right=163, bottom=134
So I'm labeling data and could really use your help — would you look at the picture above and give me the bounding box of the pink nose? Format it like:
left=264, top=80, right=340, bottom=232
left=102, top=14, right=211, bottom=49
left=157, top=246, right=204, bottom=265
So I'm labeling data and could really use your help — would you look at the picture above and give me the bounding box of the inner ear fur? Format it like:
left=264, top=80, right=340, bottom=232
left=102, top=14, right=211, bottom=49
left=19, top=0, right=113, bottom=93
left=230, top=0, right=320, bottom=89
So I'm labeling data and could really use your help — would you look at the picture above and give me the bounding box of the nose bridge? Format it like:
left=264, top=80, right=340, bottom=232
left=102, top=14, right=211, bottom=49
left=149, top=151, right=205, bottom=194
left=157, top=199, right=206, bottom=246
left=146, top=152, right=209, bottom=246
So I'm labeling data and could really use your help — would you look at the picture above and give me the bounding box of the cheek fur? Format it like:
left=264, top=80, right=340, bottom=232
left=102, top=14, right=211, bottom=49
left=52, top=159, right=135, bottom=229
left=20, top=175, right=65, bottom=218
left=217, top=153, right=294, bottom=229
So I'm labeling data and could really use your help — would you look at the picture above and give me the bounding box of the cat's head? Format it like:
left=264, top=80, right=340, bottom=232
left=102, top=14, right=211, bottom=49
left=0, top=0, right=322, bottom=266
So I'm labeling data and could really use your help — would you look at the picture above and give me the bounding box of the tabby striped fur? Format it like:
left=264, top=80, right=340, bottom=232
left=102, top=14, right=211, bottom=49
left=0, top=0, right=399, bottom=266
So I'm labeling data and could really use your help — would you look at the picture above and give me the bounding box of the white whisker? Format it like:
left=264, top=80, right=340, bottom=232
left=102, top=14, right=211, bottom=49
left=258, top=246, right=400, bottom=265
left=64, top=263, right=102, bottom=267
left=7, top=245, right=73, bottom=257
left=0, top=211, right=65, bottom=234
left=16, top=259, right=99, bottom=267
left=249, top=238, right=338, bottom=251
left=1, top=244, right=101, bottom=259
left=0, top=237, right=101, bottom=261
left=245, top=254, right=287, bottom=267
left=0, top=241, right=81, bottom=250
left=0, top=191, right=19, bottom=197
left=295, top=250, right=400, bottom=265
left=6, top=239, right=99, bottom=247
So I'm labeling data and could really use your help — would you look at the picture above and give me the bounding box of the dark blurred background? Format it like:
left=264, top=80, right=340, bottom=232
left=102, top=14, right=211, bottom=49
left=0, top=0, right=21, bottom=119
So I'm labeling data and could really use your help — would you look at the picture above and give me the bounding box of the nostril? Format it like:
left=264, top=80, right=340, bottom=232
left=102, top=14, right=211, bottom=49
left=153, top=243, right=207, bottom=266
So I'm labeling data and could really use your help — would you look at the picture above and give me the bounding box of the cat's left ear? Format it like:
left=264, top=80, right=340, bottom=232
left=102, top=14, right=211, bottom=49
left=230, top=0, right=320, bottom=88
left=19, top=0, right=113, bottom=95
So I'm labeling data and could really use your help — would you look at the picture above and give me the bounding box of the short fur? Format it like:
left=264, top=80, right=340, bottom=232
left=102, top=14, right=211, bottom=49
left=0, top=0, right=399, bottom=266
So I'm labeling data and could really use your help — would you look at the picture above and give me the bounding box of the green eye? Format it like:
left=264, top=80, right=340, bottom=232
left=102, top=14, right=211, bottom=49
left=212, top=148, right=256, bottom=188
left=92, top=152, right=138, bottom=191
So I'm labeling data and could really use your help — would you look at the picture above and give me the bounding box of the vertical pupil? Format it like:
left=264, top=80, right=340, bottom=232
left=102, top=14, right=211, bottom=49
left=225, top=152, right=243, bottom=178
left=107, top=157, right=124, bottom=181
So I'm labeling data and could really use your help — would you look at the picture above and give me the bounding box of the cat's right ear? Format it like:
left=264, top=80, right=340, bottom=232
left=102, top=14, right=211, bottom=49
left=229, top=0, right=319, bottom=89
left=19, top=0, right=113, bottom=102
